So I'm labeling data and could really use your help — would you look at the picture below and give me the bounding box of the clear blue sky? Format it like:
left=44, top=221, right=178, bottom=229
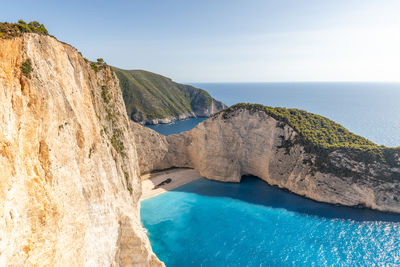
left=2, top=0, right=400, bottom=82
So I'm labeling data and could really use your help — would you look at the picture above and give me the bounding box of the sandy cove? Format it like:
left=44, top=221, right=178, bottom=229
left=140, top=168, right=202, bottom=200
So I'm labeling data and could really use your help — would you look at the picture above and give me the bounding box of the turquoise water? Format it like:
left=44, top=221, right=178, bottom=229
left=145, top=117, right=207, bottom=136
left=141, top=82, right=400, bottom=266
left=192, top=82, right=400, bottom=147
left=141, top=177, right=400, bottom=266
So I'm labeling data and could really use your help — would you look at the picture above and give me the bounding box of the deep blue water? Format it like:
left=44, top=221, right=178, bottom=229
left=191, top=82, right=400, bottom=147
left=141, top=177, right=400, bottom=266
left=145, top=83, right=400, bottom=146
left=145, top=117, right=207, bottom=136
left=141, top=82, right=400, bottom=266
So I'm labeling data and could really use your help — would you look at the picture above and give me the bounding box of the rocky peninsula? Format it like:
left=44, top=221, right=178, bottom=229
left=113, top=68, right=226, bottom=125
left=133, top=104, right=400, bottom=213
left=2, top=20, right=400, bottom=266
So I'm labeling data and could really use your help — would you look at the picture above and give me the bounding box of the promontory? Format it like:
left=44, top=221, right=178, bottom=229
left=133, top=103, right=400, bottom=213
left=2, top=20, right=400, bottom=267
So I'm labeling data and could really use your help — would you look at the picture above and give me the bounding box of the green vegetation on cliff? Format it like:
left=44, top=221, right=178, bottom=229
left=0, top=20, right=48, bottom=38
left=91, top=58, right=108, bottom=73
left=20, top=59, right=32, bottom=77
left=217, top=103, right=400, bottom=169
left=113, top=68, right=224, bottom=122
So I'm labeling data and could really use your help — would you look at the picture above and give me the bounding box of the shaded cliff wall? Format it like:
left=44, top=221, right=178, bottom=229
left=0, top=34, right=162, bottom=266
left=131, top=121, right=170, bottom=174
left=133, top=109, right=400, bottom=213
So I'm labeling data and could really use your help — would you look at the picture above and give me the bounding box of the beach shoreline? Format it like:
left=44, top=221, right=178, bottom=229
left=140, top=168, right=202, bottom=200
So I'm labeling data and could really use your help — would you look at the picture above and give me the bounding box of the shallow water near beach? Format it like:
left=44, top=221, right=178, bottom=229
left=141, top=177, right=400, bottom=266
left=141, top=82, right=400, bottom=265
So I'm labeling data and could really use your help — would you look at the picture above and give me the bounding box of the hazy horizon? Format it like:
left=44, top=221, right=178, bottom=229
left=3, top=0, right=400, bottom=83
left=190, top=81, right=400, bottom=84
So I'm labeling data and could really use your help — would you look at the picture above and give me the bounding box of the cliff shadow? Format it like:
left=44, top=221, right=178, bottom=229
left=172, top=175, right=400, bottom=223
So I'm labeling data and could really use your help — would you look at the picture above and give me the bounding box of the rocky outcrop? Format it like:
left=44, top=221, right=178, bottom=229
left=133, top=107, right=400, bottom=214
left=139, top=111, right=196, bottom=125
left=0, top=34, right=162, bottom=266
left=131, top=122, right=169, bottom=174
left=141, top=98, right=226, bottom=125
left=191, top=98, right=227, bottom=118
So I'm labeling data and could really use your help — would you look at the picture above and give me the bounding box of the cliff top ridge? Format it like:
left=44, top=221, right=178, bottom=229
left=215, top=103, right=400, bottom=168
left=0, top=20, right=49, bottom=38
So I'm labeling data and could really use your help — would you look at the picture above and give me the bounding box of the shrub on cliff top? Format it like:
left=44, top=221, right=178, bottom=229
left=0, top=20, right=49, bottom=38
left=216, top=103, right=400, bottom=168
left=90, top=59, right=107, bottom=73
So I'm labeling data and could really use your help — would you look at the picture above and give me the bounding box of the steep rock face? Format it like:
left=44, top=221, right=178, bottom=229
left=130, top=122, right=170, bottom=174
left=0, top=34, right=162, bottom=266
left=192, top=98, right=226, bottom=117
left=134, top=108, right=400, bottom=213
left=139, top=111, right=197, bottom=125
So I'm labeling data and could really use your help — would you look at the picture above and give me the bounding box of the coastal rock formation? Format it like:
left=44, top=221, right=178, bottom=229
left=138, top=97, right=226, bottom=125
left=113, top=68, right=226, bottom=124
left=133, top=105, right=400, bottom=214
left=131, top=122, right=170, bottom=174
left=0, top=33, right=162, bottom=266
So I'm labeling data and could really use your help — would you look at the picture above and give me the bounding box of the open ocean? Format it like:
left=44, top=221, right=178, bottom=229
left=142, top=82, right=400, bottom=266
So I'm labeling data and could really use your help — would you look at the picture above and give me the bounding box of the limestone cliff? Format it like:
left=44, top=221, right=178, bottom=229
left=131, top=122, right=170, bottom=174
left=0, top=33, right=162, bottom=266
left=133, top=106, right=400, bottom=214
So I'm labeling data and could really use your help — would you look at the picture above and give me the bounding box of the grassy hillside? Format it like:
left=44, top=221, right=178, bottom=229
left=217, top=103, right=400, bottom=169
left=113, top=68, right=224, bottom=122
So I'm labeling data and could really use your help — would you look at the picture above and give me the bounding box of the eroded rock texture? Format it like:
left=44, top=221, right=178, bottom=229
left=0, top=34, right=162, bottom=266
left=134, top=108, right=400, bottom=213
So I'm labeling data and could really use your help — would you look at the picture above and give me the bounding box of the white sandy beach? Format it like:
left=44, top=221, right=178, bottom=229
left=140, top=168, right=203, bottom=200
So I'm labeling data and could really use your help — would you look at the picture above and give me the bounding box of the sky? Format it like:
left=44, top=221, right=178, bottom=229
left=2, top=0, right=400, bottom=82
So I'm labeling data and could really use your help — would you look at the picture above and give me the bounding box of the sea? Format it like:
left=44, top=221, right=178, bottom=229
left=142, top=82, right=400, bottom=266
left=148, top=82, right=400, bottom=147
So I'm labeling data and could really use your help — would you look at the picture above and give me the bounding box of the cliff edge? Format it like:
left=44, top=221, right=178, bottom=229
left=0, top=32, right=162, bottom=266
left=133, top=104, right=400, bottom=213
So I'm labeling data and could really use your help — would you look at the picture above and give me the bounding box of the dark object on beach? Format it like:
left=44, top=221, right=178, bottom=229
left=154, top=178, right=172, bottom=189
